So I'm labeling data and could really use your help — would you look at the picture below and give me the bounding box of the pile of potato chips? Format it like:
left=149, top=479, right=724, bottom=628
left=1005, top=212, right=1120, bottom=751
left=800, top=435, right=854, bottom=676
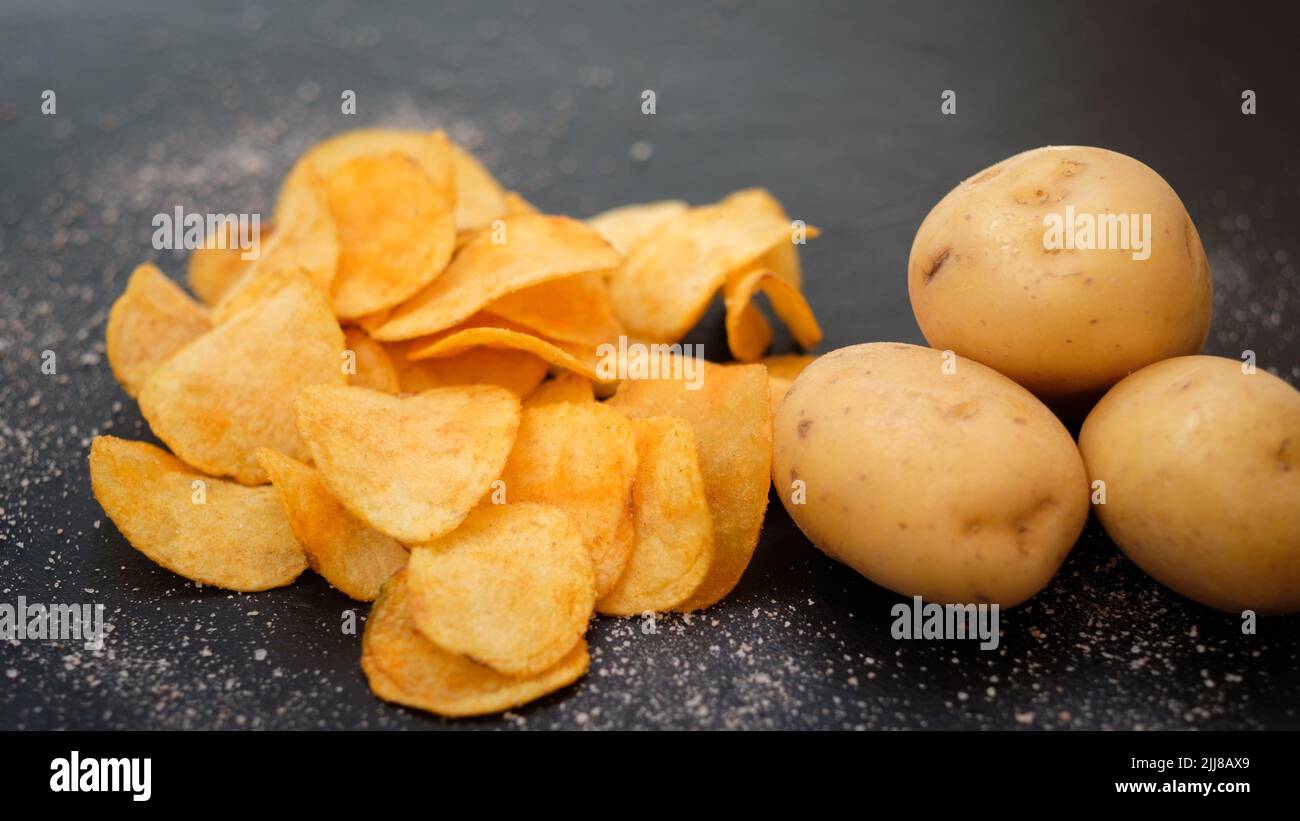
left=92, top=128, right=823, bottom=717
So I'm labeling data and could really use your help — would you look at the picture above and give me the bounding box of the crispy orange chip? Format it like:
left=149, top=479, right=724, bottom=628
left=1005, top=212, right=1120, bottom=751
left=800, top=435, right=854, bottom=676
left=598, top=416, right=714, bottom=615
left=187, top=222, right=273, bottom=306
left=449, top=142, right=509, bottom=231
left=523, top=372, right=595, bottom=408
left=763, top=354, right=817, bottom=417
left=483, top=273, right=624, bottom=347
left=723, top=264, right=822, bottom=362
left=406, top=315, right=608, bottom=383
left=496, top=403, right=637, bottom=597
left=607, top=355, right=772, bottom=610
left=362, top=570, right=588, bottom=717
left=256, top=448, right=407, bottom=601
left=606, top=189, right=805, bottom=343
left=295, top=384, right=520, bottom=543
left=106, top=263, right=211, bottom=398
left=323, top=151, right=455, bottom=320
left=90, top=437, right=306, bottom=591
left=384, top=340, right=548, bottom=396
left=406, top=503, right=595, bottom=676
left=343, top=327, right=400, bottom=393
left=370, top=215, right=621, bottom=341
left=503, top=191, right=538, bottom=216
left=138, top=273, right=345, bottom=485
left=588, top=200, right=688, bottom=256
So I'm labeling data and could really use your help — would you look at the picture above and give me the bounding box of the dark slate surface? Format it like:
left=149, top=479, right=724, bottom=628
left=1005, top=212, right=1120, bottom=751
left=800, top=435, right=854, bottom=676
left=1, top=0, right=1297, bottom=730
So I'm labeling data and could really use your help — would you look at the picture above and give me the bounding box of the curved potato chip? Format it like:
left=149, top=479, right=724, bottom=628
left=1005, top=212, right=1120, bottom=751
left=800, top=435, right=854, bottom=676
left=607, top=189, right=802, bottom=343
left=188, top=223, right=273, bottom=305
left=496, top=403, right=637, bottom=597
left=212, top=176, right=337, bottom=323
left=503, top=191, right=538, bottom=216
left=139, top=273, right=345, bottom=485
left=295, top=384, right=520, bottom=543
left=384, top=340, right=548, bottom=396
left=106, top=263, right=211, bottom=398
left=362, top=570, right=588, bottom=717
left=763, top=354, right=817, bottom=417
left=370, top=215, right=621, bottom=341
left=598, top=416, right=714, bottom=615
left=588, top=200, right=688, bottom=256
left=323, top=151, right=455, bottom=320
left=607, top=355, right=772, bottom=610
left=483, top=273, right=624, bottom=347
left=406, top=503, right=595, bottom=676
left=406, top=316, right=608, bottom=383
left=256, top=448, right=406, bottom=601
left=343, top=327, right=400, bottom=393
left=723, top=264, right=822, bottom=362
left=450, top=142, right=509, bottom=231
left=89, top=437, right=306, bottom=591
left=524, top=372, right=595, bottom=408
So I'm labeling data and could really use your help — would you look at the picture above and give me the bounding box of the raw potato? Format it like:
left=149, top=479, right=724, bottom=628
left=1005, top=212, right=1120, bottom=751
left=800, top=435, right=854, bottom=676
left=1079, top=356, right=1300, bottom=614
left=362, top=570, right=588, bottom=718
left=406, top=504, right=595, bottom=676
left=90, top=437, right=306, bottom=592
left=773, top=343, right=1088, bottom=607
left=908, top=146, right=1212, bottom=410
left=106, top=262, right=211, bottom=398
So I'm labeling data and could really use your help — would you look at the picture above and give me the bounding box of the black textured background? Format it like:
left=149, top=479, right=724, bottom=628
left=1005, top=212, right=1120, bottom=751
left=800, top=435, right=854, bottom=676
left=1, top=0, right=1297, bottom=730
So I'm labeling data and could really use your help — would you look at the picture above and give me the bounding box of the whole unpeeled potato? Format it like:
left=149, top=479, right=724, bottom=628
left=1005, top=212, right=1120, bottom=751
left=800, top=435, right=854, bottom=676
left=772, top=343, right=1089, bottom=607
left=1079, top=356, right=1300, bottom=614
left=908, top=146, right=1212, bottom=411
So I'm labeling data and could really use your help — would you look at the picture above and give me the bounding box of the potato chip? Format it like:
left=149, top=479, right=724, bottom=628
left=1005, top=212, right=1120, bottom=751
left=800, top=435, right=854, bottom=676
left=449, top=142, right=508, bottom=231
left=723, top=264, right=823, bottom=362
left=187, top=222, right=273, bottom=306
left=106, top=263, right=211, bottom=398
left=89, top=437, right=306, bottom=591
left=406, top=503, right=595, bottom=676
left=138, top=273, right=345, bottom=485
left=607, top=189, right=803, bottom=343
left=495, top=403, right=637, bottom=597
left=763, top=354, right=817, bottom=417
left=523, top=372, right=595, bottom=408
left=598, top=416, right=714, bottom=615
left=295, top=384, right=520, bottom=543
left=406, top=315, right=609, bottom=383
left=588, top=200, right=688, bottom=256
left=362, top=570, right=588, bottom=717
left=384, top=340, right=548, bottom=396
left=256, top=448, right=406, bottom=601
left=342, top=327, right=400, bottom=393
left=370, top=214, right=621, bottom=341
left=503, top=191, right=538, bottom=216
left=607, top=355, right=772, bottom=610
left=483, top=272, right=624, bottom=347
left=211, top=176, right=337, bottom=323
left=322, top=151, right=455, bottom=320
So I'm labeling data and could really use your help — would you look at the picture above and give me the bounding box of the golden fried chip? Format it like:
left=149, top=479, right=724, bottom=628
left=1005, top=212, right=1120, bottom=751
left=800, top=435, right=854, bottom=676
left=523, top=372, right=595, bottom=408
left=483, top=273, right=624, bottom=347
left=607, top=189, right=806, bottom=342
left=106, top=263, right=211, bottom=398
left=343, top=327, right=400, bottom=393
left=322, top=151, right=455, bottom=320
left=588, top=199, right=688, bottom=256
left=598, top=416, right=714, bottom=615
left=370, top=215, right=621, bottom=341
left=763, top=354, right=817, bottom=417
left=496, top=403, right=637, bottom=597
left=138, top=273, right=345, bottom=484
left=211, top=176, right=337, bottom=323
left=406, top=503, right=595, bottom=676
left=406, top=315, right=607, bottom=383
left=607, top=355, right=772, bottom=610
left=295, top=384, right=520, bottom=543
left=362, top=570, right=588, bottom=717
left=384, top=340, right=548, bottom=395
left=256, top=448, right=406, bottom=601
left=89, top=437, right=306, bottom=591
left=723, top=264, right=822, bottom=362
left=187, top=222, right=273, bottom=305
left=450, top=142, right=509, bottom=231
left=503, top=191, right=538, bottom=216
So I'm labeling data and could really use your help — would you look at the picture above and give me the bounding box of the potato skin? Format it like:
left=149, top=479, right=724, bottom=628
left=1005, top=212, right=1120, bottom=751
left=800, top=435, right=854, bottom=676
left=908, top=146, right=1212, bottom=410
left=772, top=343, right=1088, bottom=607
left=1079, top=356, right=1300, bottom=614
